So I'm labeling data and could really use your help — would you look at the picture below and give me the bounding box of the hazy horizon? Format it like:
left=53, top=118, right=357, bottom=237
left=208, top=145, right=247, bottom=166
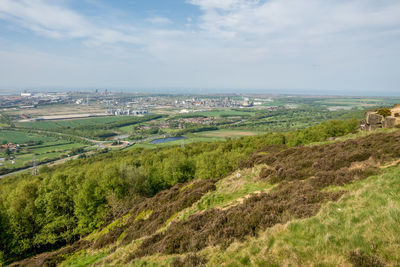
left=1, top=87, right=400, bottom=98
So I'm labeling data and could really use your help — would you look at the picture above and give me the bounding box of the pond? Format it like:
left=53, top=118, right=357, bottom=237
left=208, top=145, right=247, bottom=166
left=149, top=136, right=186, bottom=144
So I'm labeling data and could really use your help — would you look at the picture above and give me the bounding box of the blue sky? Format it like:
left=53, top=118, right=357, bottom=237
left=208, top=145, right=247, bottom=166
left=0, top=0, right=400, bottom=95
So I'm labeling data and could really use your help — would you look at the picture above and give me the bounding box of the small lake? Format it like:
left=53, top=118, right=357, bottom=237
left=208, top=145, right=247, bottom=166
left=150, top=136, right=186, bottom=144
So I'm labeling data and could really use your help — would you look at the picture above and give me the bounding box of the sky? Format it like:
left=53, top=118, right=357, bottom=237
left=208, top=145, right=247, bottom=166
left=0, top=0, right=400, bottom=95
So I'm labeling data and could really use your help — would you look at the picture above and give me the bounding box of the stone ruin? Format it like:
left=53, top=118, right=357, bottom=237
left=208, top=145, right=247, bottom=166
left=361, top=104, right=400, bottom=131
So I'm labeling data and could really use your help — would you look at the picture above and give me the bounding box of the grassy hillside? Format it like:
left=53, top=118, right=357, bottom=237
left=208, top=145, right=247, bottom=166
left=5, top=125, right=400, bottom=266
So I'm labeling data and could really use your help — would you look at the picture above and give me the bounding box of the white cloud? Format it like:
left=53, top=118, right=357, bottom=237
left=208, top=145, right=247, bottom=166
left=0, top=0, right=141, bottom=45
left=188, top=0, right=258, bottom=10
left=146, top=16, right=172, bottom=25
left=189, top=0, right=400, bottom=44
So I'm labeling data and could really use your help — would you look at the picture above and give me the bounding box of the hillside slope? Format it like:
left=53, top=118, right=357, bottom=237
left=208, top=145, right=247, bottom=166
left=10, top=129, right=400, bottom=266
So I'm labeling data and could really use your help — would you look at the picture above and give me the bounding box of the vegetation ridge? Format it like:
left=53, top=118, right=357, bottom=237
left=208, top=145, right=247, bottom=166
left=3, top=119, right=400, bottom=266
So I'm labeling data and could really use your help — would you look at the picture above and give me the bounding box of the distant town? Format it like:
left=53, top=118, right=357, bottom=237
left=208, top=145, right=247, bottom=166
left=0, top=90, right=283, bottom=122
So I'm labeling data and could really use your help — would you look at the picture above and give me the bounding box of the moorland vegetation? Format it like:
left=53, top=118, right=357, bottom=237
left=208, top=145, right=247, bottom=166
left=0, top=119, right=359, bottom=264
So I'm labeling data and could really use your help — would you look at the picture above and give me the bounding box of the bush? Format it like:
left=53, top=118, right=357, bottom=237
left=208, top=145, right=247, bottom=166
left=377, top=108, right=391, bottom=117
left=0, top=251, right=4, bottom=266
left=348, top=249, right=384, bottom=267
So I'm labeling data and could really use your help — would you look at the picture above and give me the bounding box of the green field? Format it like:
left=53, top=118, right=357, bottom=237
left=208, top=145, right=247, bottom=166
left=28, top=142, right=85, bottom=154
left=316, top=97, right=400, bottom=107
left=182, top=109, right=255, bottom=118
left=0, top=129, right=88, bottom=173
left=192, top=129, right=263, bottom=138
left=0, top=129, right=56, bottom=144
left=16, top=116, right=134, bottom=130
left=0, top=143, right=87, bottom=170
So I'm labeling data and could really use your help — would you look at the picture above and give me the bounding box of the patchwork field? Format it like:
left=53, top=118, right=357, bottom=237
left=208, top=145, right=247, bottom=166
left=0, top=129, right=88, bottom=173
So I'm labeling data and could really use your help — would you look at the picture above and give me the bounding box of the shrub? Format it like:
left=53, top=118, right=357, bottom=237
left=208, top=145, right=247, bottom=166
left=377, top=108, right=391, bottom=117
left=348, top=249, right=384, bottom=267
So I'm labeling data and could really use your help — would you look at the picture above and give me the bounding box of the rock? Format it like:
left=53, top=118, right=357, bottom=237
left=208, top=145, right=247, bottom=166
left=369, top=124, right=382, bottom=131
left=363, top=105, right=400, bottom=131
left=359, top=119, right=367, bottom=130
left=367, top=113, right=384, bottom=125
left=384, top=116, right=397, bottom=128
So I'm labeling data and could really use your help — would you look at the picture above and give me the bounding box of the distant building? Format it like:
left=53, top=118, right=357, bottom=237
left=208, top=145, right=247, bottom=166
left=21, top=92, right=32, bottom=97
left=1, top=143, right=17, bottom=151
left=242, top=98, right=253, bottom=107
left=107, top=108, right=147, bottom=116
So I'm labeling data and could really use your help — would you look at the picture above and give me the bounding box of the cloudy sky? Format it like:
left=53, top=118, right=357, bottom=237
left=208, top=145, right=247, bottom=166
left=0, top=0, right=399, bottom=95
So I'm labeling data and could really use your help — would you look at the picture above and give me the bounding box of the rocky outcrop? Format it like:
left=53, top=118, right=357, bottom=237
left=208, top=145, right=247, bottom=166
left=362, top=106, right=400, bottom=131
left=366, top=112, right=384, bottom=125
left=383, top=116, right=397, bottom=128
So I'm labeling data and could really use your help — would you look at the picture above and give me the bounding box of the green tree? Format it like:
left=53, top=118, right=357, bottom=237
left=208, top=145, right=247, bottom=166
left=34, top=173, right=76, bottom=246
left=6, top=179, right=40, bottom=256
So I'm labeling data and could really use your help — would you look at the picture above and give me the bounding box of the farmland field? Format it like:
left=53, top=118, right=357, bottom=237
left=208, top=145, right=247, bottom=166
left=13, top=115, right=163, bottom=140
left=188, top=110, right=255, bottom=117
left=315, top=97, right=400, bottom=107
left=192, top=129, right=262, bottom=138
left=169, top=109, right=256, bottom=119
left=0, top=129, right=88, bottom=174
left=0, top=129, right=56, bottom=144
left=2, top=95, right=398, bottom=177
left=29, top=142, right=86, bottom=154
left=5, top=103, right=105, bottom=117
left=16, top=116, right=138, bottom=130
left=0, top=142, right=88, bottom=173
